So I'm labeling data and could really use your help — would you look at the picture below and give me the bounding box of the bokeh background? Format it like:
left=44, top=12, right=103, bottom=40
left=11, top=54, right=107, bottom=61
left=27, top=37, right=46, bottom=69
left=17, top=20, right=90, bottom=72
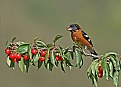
left=0, top=0, right=121, bottom=87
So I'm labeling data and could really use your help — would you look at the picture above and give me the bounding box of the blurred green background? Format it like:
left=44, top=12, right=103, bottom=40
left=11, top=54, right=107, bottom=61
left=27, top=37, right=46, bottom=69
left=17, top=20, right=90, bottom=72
left=0, top=0, right=121, bottom=87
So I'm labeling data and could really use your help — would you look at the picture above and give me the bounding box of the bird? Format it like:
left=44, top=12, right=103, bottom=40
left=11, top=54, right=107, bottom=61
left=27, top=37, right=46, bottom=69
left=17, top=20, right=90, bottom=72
left=66, top=24, right=98, bottom=59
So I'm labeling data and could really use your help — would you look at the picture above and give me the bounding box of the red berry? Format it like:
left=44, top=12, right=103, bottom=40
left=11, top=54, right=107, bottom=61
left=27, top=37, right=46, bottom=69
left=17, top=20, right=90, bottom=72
left=40, top=50, right=46, bottom=57
left=39, top=57, right=45, bottom=62
left=98, top=66, right=103, bottom=73
left=5, top=48, right=11, bottom=55
left=31, top=48, right=38, bottom=55
left=12, top=58, right=17, bottom=62
left=59, top=56, right=62, bottom=61
left=56, top=55, right=62, bottom=61
left=98, top=65, right=103, bottom=78
left=98, top=73, right=103, bottom=78
left=23, top=55, right=29, bottom=61
left=56, top=56, right=59, bottom=61
left=15, top=53, right=22, bottom=60
left=9, top=54, right=15, bottom=60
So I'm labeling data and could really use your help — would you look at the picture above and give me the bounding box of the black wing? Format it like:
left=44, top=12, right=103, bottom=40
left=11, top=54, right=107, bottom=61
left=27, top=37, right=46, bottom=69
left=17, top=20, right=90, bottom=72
left=82, top=30, right=93, bottom=47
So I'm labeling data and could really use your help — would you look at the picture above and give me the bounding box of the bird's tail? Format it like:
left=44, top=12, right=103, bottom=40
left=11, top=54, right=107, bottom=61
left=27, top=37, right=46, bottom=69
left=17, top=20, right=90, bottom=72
left=90, top=49, right=98, bottom=60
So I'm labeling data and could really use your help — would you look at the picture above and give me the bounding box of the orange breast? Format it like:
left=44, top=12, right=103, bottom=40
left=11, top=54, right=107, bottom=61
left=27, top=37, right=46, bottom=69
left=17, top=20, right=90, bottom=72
left=71, top=30, right=92, bottom=48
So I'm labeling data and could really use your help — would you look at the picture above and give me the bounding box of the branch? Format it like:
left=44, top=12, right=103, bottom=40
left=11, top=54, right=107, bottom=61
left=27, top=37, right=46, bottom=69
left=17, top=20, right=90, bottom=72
left=5, top=35, right=121, bottom=87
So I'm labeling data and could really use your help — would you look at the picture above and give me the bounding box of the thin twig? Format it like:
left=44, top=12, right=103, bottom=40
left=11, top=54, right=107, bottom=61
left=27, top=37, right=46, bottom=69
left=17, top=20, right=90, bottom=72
left=36, top=45, right=102, bottom=58
left=83, top=52, right=101, bottom=58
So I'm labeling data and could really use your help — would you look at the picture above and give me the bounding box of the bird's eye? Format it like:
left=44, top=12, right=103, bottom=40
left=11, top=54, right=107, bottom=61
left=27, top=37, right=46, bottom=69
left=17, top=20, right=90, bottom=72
left=75, top=24, right=81, bottom=29
left=75, top=24, right=78, bottom=27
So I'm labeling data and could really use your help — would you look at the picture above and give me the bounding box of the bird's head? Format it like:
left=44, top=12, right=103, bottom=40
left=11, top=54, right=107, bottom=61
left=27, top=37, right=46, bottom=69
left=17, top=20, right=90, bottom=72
left=66, top=24, right=81, bottom=32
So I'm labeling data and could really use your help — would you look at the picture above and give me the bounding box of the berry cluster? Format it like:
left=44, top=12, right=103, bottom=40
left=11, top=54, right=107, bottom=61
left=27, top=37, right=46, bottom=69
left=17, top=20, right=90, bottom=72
left=39, top=49, right=46, bottom=62
left=4, top=35, right=83, bottom=73
left=5, top=47, right=63, bottom=63
left=5, top=47, right=29, bottom=62
left=31, top=48, right=63, bottom=62
left=5, top=35, right=67, bottom=73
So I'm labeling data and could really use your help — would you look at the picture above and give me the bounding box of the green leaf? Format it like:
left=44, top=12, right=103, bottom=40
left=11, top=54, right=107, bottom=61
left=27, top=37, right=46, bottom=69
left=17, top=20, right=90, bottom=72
left=33, top=53, right=40, bottom=62
left=101, top=57, right=110, bottom=80
left=31, top=55, right=36, bottom=66
left=89, top=73, right=98, bottom=87
left=47, top=43, right=53, bottom=48
left=104, top=52, right=118, bottom=58
left=34, top=37, right=39, bottom=42
left=53, top=35, right=63, bottom=44
left=111, top=55, right=121, bottom=70
left=87, top=64, right=92, bottom=78
left=55, top=61, right=59, bottom=67
left=87, top=59, right=98, bottom=87
left=70, top=51, right=74, bottom=60
left=5, top=41, right=8, bottom=46
left=64, top=58, right=73, bottom=70
left=44, top=62, right=48, bottom=69
left=38, top=61, right=43, bottom=69
left=16, top=41, right=25, bottom=45
left=44, top=60, right=54, bottom=71
left=6, top=57, right=11, bottom=67
left=91, top=60, right=97, bottom=76
left=48, top=62, right=54, bottom=71
left=18, top=58, right=30, bottom=73
left=28, top=45, right=32, bottom=60
left=101, top=57, right=106, bottom=71
left=109, top=61, right=114, bottom=78
left=57, top=45, right=63, bottom=57
left=35, top=40, right=47, bottom=48
left=75, top=48, right=83, bottom=68
left=45, top=49, right=50, bottom=63
left=105, top=63, right=110, bottom=80
left=19, top=58, right=25, bottom=72
left=90, top=74, right=94, bottom=85
left=10, top=61, right=15, bottom=68
left=65, top=58, right=73, bottom=67
left=50, top=50, right=56, bottom=66
left=113, top=71, right=119, bottom=87
left=5, top=41, right=10, bottom=47
left=95, top=62, right=99, bottom=76
left=60, top=61, right=65, bottom=72
left=17, top=44, right=30, bottom=54
left=63, top=47, right=70, bottom=55
left=93, top=76, right=98, bottom=87
left=63, top=53, right=73, bottom=67
left=24, top=60, right=30, bottom=73
left=6, top=57, right=15, bottom=69
left=110, top=56, right=117, bottom=69
left=11, top=37, right=16, bottom=42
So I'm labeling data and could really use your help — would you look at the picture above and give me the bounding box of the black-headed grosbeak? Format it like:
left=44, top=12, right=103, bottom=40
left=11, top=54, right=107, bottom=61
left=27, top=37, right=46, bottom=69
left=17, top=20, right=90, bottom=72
left=66, top=24, right=98, bottom=59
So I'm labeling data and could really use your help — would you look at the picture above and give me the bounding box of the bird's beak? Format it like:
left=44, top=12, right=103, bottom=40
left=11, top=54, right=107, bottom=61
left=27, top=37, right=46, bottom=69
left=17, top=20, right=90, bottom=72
left=66, top=26, right=72, bottom=31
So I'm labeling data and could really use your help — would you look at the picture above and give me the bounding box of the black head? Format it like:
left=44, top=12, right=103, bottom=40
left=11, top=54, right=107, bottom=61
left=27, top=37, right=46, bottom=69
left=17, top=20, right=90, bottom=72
left=66, top=24, right=81, bottom=31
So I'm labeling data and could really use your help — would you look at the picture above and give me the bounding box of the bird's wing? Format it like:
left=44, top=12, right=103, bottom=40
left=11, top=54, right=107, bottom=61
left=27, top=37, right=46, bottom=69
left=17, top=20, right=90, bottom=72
left=82, top=30, right=93, bottom=47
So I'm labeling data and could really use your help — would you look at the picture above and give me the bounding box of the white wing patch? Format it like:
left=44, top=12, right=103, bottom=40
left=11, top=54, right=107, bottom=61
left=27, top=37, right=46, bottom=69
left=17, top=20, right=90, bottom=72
left=84, top=35, right=89, bottom=37
left=88, top=39, right=91, bottom=42
left=82, top=30, right=93, bottom=47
